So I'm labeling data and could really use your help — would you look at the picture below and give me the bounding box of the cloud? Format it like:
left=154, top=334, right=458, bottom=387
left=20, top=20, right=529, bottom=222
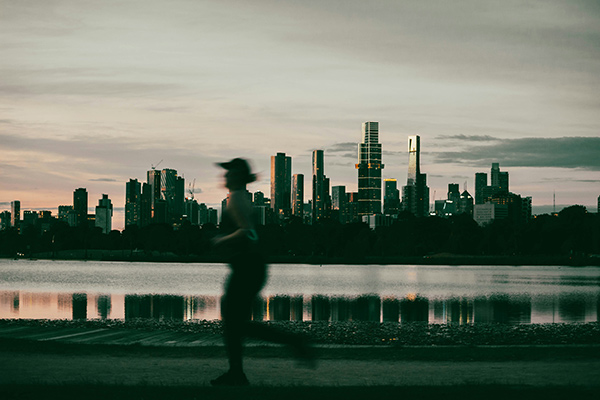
left=436, top=135, right=498, bottom=142
left=0, top=80, right=183, bottom=98
left=325, top=142, right=357, bottom=153
left=89, top=178, right=118, bottom=182
left=542, top=177, right=600, bottom=183
left=432, top=137, right=600, bottom=170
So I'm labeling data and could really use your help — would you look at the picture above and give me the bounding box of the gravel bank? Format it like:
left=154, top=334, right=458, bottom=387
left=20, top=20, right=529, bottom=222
left=2, top=319, right=599, bottom=346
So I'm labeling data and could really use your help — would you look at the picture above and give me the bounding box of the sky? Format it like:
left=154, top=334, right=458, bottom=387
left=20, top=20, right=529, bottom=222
left=1, top=0, right=599, bottom=230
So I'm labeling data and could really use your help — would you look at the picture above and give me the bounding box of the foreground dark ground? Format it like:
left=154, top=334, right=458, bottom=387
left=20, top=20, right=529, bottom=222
left=1, top=319, right=599, bottom=399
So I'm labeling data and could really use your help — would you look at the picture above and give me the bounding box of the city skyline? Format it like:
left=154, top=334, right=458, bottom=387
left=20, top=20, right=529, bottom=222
left=0, top=144, right=594, bottom=232
left=1, top=1, right=599, bottom=230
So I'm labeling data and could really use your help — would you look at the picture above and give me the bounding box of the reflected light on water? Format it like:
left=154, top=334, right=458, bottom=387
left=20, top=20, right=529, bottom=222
left=1, top=290, right=598, bottom=324
left=1, top=260, right=599, bottom=324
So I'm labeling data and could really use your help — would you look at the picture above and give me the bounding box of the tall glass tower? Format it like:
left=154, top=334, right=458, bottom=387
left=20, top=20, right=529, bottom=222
left=125, top=179, right=141, bottom=227
left=73, top=188, right=88, bottom=227
left=271, top=152, right=292, bottom=218
left=312, top=150, right=329, bottom=222
left=292, top=174, right=304, bottom=218
left=402, top=135, right=429, bottom=217
left=356, top=122, right=384, bottom=216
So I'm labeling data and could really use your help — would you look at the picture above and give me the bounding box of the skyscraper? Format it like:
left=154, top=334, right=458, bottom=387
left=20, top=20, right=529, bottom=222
left=140, top=182, right=152, bottom=227
left=73, top=188, right=88, bottom=227
left=271, top=152, right=292, bottom=219
left=292, top=174, right=304, bottom=218
left=147, top=168, right=162, bottom=223
left=331, top=185, right=347, bottom=223
left=95, top=194, right=113, bottom=234
left=402, top=136, right=429, bottom=217
left=160, top=168, right=185, bottom=223
left=0, top=211, right=11, bottom=230
left=10, top=200, right=20, bottom=229
left=356, top=122, right=384, bottom=216
left=125, top=179, right=141, bottom=227
left=475, top=173, right=487, bottom=205
left=476, top=163, right=509, bottom=204
left=491, top=163, right=500, bottom=187
left=446, top=183, right=460, bottom=215
left=459, top=190, right=474, bottom=216
left=254, top=191, right=265, bottom=206
left=383, top=179, right=400, bottom=216
left=312, top=150, right=330, bottom=222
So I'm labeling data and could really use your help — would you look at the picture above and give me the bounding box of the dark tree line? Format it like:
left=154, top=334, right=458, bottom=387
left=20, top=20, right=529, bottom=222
left=1, top=205, right=598, bottom=260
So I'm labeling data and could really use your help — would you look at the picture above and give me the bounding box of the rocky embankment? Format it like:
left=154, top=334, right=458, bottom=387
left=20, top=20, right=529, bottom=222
left=1, top=318, right=598, bottom=346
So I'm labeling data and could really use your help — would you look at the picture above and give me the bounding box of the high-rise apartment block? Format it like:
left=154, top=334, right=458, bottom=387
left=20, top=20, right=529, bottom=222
left=402, top=136, right=429, bottom=217
left=58, top=205, right=76, bottom=227
left=331, top=185, right=347, bottom=223
left=23, top=211, right=38, bottom=228
left=491, top=163, right=509, bottom=193
left=271, top=152, right=292, bottom=220
left=140, top=182, right=152, bottom=227
left=254, top=191, right=266, bottom=206
left=474, top=163, right=530, bottom=224
left=10, top=200, right=20, bottom=229
left=475, top=173, right=487, bottom=205
left=125, top=179, right=142, bottom=227
left=147, top=169, right=162, bottom=210
left=476, top=163, right=509, bottom=204
left=313, top=150, right=330, bottom=222
left=160, top=168, right=185, bottom=224
left=143, top=167, right=184, bottom=225
left=292, top=174, right=304, bottom=218
left=95, top=194, right=113, bottom=234
left=356, top=122, right=384, bottom=216
left=459, top=189, right=474, bottom=216
left=0, top=211, right=11, bottom=230
left=73, top=189, right=88, bottom=227
left=346, top=192, right=360, bottom=223
left=185, top=198, right=200, bottom=225
left=383, top=179, right=400, bottom=216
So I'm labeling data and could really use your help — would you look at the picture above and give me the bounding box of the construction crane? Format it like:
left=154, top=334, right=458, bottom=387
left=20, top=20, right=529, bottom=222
left=151, top=159, right=163, bottom=170
left=188, top=178, right=196, bottom=200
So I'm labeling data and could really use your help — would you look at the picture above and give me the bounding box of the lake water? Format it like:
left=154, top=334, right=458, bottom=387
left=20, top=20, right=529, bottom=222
left=1, top=260, right=599, bottom=324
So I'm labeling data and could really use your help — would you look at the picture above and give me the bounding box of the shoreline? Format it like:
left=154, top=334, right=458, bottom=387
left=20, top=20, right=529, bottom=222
left=2, top=319, right=599, bottom=398
left=2, top=318, right=599, bottom=347
left=4, top=251, right=600, bottom=266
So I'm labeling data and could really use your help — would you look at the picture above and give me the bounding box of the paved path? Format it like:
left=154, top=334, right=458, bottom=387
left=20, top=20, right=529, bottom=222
left=1, top=324, right=599, bottom=388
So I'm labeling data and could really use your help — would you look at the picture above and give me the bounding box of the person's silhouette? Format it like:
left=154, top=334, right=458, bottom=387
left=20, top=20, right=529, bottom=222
left=210, top=158, right=315, bottom=386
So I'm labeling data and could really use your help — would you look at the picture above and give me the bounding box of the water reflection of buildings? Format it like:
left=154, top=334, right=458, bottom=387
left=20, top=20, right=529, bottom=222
left=0, top=290, right=598, bottom=325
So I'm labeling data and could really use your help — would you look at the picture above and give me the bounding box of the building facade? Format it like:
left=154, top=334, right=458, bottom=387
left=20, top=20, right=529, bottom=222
left=383, top=179, right=400, bottom=216
left=271, top=152, right=292, bottom=220
left=356, top=122, right=384, bottom=216
left=312, top=150, right=330, bottom=222
left=73, top=189, right=88, bottom=227
left=402, top=135, right=429, bottom=217
left=10, top=200, right=20, bottom=230
left=125, top=179, right=142, bottom=227
left=475, top=173, right=487, bottom=205
left=292, top=174, right=304, bottom=218
left=331, top=185, right=347, bottom=223
left=95, top=194, right=113, bottom=234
